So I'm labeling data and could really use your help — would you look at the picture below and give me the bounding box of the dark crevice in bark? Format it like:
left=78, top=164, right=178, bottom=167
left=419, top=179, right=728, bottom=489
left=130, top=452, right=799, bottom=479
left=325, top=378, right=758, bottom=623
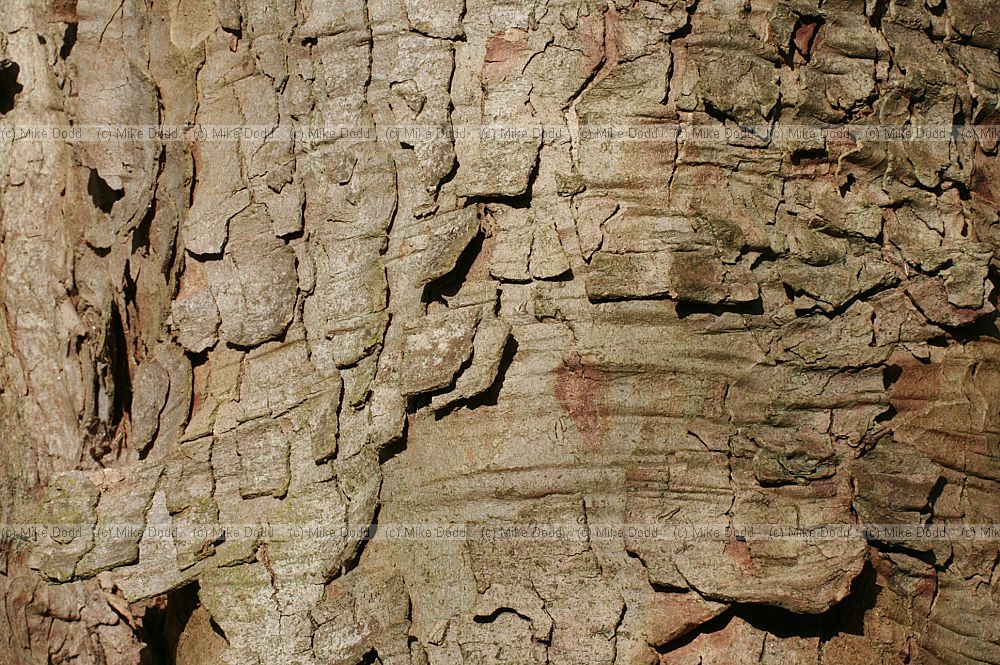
left=87, top=169, right=125, bottom=214
left=406, top=391, right=433, bottom=413
left=839, top=173, right=857, bottom=197
left=703, top=100, right=742, bottom=127
left=676, top=297, right=765, bottom=318
left=138, top=582, right=212, bottom=665
left=59, top=23, right=78, bottom=60
left=463, top=150, right=541, bottom=210
left=0, top=60, right=23, bottom=115
left=658, top=562, right=879, bottom=654
left=433, top=146, right=461, bottom=194
left=873, top=404, right=897, bottom=423
left=106, top=302, right=133, bottom=431
left=927, top=0, right=947, bottom=18
left=650, top=580, right=691, bottom=594
left=868, top=0, right=890, bottom=31
left=882, top=363, right=903, bottom=389
left=653, top=608, right=732, bottom=653
left=928, top=308, right=1000, bottom=344
left=868, top=542, right=941, bottom=567
left=209, top=616, right=226, bottom=639
left=377, top=430, right=407, bottom=464
left=415, top=348, right=478, bottom=411
left=474, top=606, right=534, bottom=624
left=132, top=197, right=157, bottom=256
left=924, top=476, right=947, bottom=515
left=337, top=502, right=381, bottom=580
left=358, top=648, right=382, bottom=664
left=782, top=16, right=825, bottom=67
left=433, top=335, right=519, bottom=418
left=946, top=273, right=1000, bottom=344
left=421, top=230, right=484, bottom=306
left=748, top=562, right=878, bottom=639
left=790, top=147, right=829, bottom=166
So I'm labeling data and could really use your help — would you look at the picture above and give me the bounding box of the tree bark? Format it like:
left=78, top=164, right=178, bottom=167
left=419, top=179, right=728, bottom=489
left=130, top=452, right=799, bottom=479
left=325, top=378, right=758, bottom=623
left=2, top=0, right=1000, bottom=663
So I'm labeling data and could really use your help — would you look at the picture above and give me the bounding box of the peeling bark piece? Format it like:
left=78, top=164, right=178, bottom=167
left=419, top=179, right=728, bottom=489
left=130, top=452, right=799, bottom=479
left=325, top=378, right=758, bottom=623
left=752, top=431, right=837, bottom=486
left=456, top=80, right=541, bottom=198
left=35, top=473, right=101, bottom=582
left=146, top=344, right=194, bottom=460
left=777, top=302, right=889, bottom=368
left=689, top=37, right=780, bottom=124
left=207, top=205, right=298, bottom=348
left=308, top=388, right=342, bottom=464
left=489, top=206, right=533, bottom=282
left=300, top=0, right=367, bottom=38
left=185, top=189, right=250, bottom=257
left=234, top=75, right=286, bottom=182
left=430, top=315, right=511, bottom=412
left=943, top=248, right=992, bottom=309
left=130, top=359, right=170, bottom=453
left=646, top=591, right=729, bottom=649
left=165, top=437, right=215, bottom=515
left=199, top=563, right=283, bottom=662
left=303, top=232, right=389, bottom=369
left=368, top=382, right=407, bottom=454
left=871, top=289, right=941, bottom=346
left=674, top=519, right=867, bottom=614
left=391, top=79, right=425, bottom=115
left=265, top=481, right=351, bottom=580
left=404, top=0, right=464, bottom=39
left=167, top=0, right=217, bottom=50
left=237, top=340, right=340, bottom=422
left=625, top=449, right=735, bottom=591
left=313, top=571, right=411, bottom=663
left=172, top=497, right=221, bottom=570
left=172, top=259, right=221, bottom=353
left=76, top=464, right=164, bottom=578
left=172, top=604, right=229, bottom=664
left=530, top=217, right=571, bottom=280
left=232, top=419, right=291, bottom=499
left=906, top=276, right=995, bottom=328
left=573, top=197, right=617, bottom=261
left=214, top=0, right=241, bottom=30
left=416, top=207, right=481, bottom=288
left=585, top=251, right=672, bottom=301
left=263, top=181, right=304, bottom=238
left=331, top=448, right=381, bottom=557
left=853, top=439, right=942, bottom=551
left=312, top=591, right=368, bottom=663
left=400, top=307, right=479, bottom=397
left=387, top=34, right=457, bottom=204
left=670, top=249, right=759, bottom=305
left=342, top=354, right=378, bottom=409
left=777, top=254, right=896, bottom=312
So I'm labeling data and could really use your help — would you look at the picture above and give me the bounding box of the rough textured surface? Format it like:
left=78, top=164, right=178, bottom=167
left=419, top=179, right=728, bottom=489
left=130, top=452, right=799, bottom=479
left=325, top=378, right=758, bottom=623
left=2, top=0, right=1000, bottom=663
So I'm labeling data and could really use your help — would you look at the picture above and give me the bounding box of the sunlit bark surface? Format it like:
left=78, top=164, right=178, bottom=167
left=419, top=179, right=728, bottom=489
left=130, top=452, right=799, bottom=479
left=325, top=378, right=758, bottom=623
left=2, top=0, right=1000, bottom=663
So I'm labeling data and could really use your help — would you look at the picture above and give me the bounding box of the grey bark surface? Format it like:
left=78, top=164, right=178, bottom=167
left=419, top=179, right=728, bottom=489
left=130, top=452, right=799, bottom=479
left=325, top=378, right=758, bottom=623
left=1, top=0, right=1000, bottom=663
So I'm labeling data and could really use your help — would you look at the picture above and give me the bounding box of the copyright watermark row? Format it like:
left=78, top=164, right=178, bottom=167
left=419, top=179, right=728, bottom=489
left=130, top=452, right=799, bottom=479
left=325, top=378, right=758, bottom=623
left=2, top=124, right=1000, bottom=144
left=4, top=522, right=998, bottom=544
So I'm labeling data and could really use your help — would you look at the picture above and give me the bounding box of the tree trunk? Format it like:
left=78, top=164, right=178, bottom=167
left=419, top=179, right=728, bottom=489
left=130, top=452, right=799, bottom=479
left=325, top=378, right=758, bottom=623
left=2, top=0, right=1000, bottom=663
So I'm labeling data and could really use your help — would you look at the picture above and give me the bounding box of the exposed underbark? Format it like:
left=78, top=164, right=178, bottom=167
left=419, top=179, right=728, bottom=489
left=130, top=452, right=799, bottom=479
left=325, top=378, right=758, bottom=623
left=2, top=0, right=1000, bottom=663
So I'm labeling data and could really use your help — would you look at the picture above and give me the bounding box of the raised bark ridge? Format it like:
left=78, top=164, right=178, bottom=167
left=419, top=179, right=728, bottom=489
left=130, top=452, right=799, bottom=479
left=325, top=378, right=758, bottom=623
left=2, top=0, right=1000, bottom=663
